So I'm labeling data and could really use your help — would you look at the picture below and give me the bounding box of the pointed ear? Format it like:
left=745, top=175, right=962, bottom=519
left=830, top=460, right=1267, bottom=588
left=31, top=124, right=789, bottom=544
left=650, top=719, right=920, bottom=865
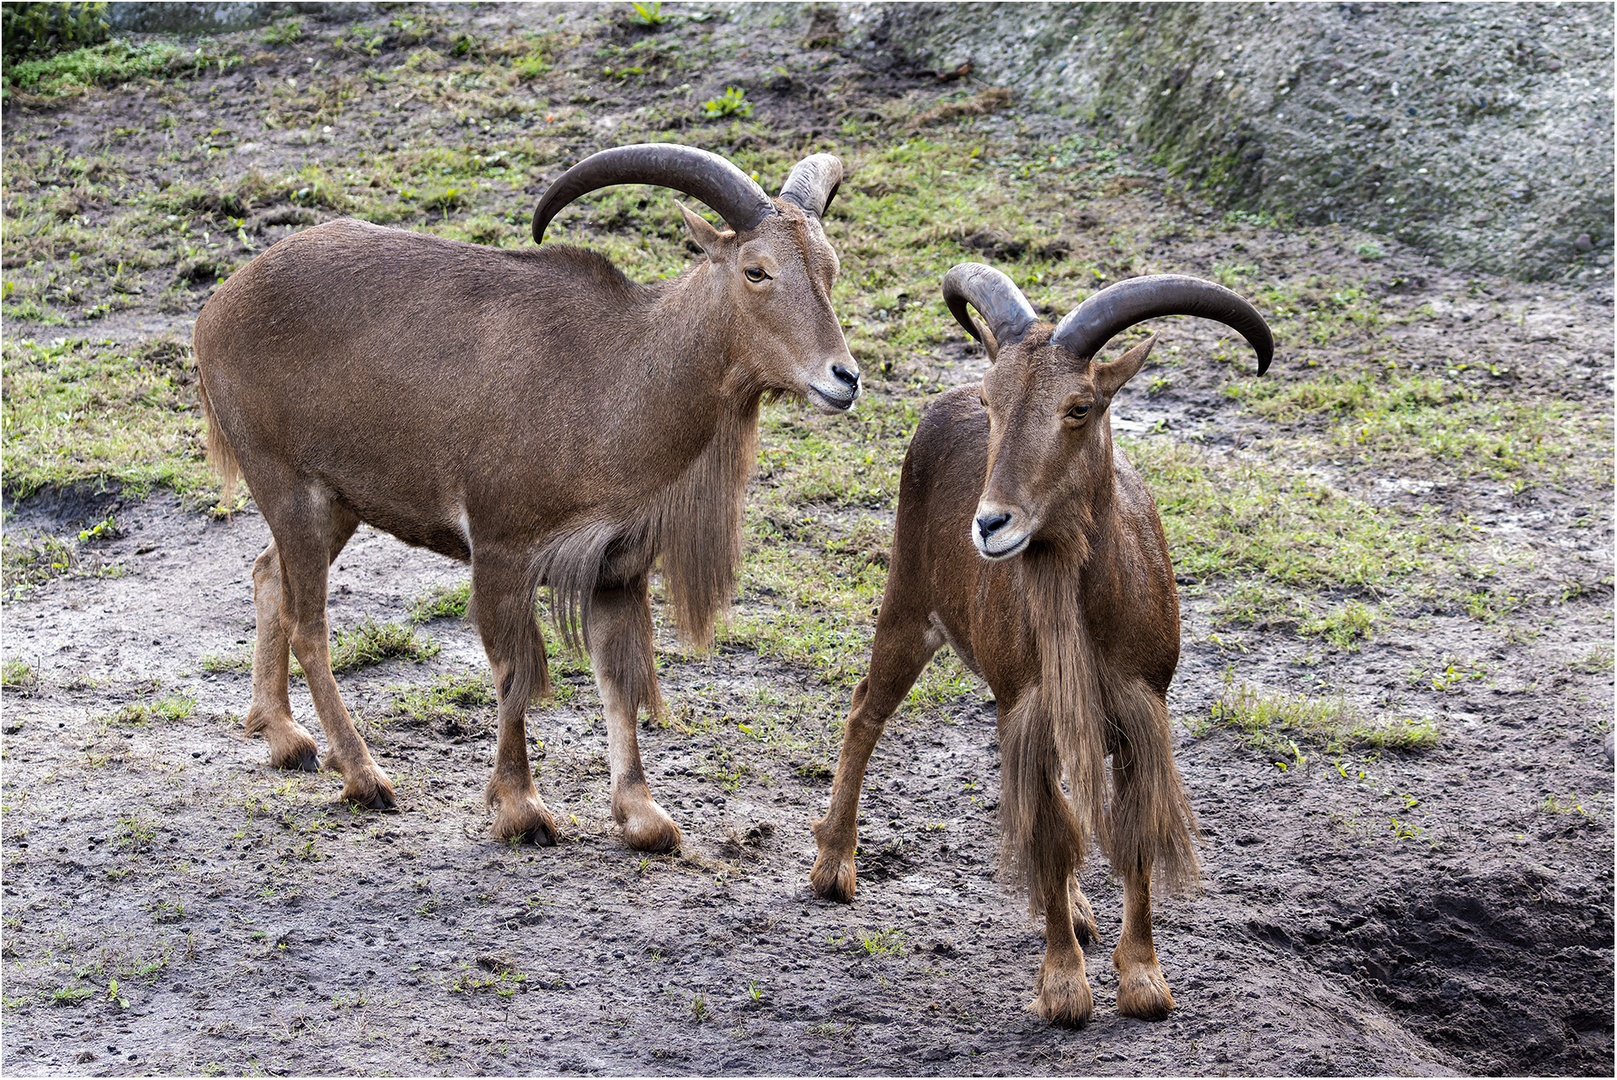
left=977, top=316, right=1002, bottom=363
left=1094, top=333, right=1157, bottom=399
left=677, top=200, right=725, bottom=254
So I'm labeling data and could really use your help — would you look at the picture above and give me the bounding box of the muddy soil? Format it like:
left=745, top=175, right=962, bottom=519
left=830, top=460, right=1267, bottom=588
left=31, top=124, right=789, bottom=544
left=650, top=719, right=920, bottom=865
left=3, top=3, right=1613, bottom=1076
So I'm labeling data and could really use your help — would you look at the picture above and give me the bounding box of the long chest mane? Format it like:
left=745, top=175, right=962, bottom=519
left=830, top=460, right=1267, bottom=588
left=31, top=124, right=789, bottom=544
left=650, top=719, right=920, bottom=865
left=537, top=396, right=762, bottom=649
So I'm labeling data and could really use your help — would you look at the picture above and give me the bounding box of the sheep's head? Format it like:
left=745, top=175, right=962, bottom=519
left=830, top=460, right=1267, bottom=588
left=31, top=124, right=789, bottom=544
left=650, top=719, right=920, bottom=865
left=533, top=144, right=859, bottom=412
left=942, top=264, right=1273, bottom=561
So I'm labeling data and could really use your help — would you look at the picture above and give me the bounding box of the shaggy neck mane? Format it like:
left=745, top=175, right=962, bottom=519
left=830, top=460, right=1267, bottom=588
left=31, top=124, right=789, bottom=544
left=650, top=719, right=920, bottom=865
left=532, top=259, right=767, bottom=660
left=997, top=498, right=1199, bottom=914
left=646, top=385, right=763, bottom=645
left=996, top=547, right=1110, bottom=907
left=535, top=383, right=763, bottom=661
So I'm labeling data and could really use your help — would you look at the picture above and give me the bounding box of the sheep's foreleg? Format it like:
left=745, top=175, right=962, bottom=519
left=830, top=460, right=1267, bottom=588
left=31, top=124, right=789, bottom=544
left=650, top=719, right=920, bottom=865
left=1113, top=860, right=1174, bottom=1020
left=474, top=553, right=556, bottom=844
left=811, top=615, right=938, bottom=902
left=589, top=576, right=680, bottom=853
left=1030, top=868, right=1094, bottom=1026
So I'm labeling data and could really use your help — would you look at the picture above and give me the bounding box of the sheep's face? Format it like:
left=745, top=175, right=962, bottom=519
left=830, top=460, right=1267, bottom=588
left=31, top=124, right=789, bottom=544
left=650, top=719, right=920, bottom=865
left=681, top=201, right=859, bottom=412
left=972, top=330, right=1156, bottom=560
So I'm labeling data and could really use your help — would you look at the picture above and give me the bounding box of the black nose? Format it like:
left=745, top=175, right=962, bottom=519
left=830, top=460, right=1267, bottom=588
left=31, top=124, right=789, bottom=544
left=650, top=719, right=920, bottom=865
left=976, top=512, right=1010, bottom=539
left=831, top=363, right=860, bottom=390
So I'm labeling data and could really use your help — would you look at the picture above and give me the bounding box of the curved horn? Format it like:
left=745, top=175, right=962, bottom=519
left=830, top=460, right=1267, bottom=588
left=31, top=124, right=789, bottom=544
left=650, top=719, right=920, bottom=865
left=941, top=263, right=1040, bottom=350
left=778, top=153, right=844, bottom=218
left=532, top=143, right=774, bottom=244
left=1051, top=274, right=1275, bottom=374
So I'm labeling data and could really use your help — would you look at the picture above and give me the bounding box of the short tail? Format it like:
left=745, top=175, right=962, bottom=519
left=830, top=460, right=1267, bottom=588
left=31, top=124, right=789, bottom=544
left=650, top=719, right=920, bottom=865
left=196, top=374, right=242, bottom=500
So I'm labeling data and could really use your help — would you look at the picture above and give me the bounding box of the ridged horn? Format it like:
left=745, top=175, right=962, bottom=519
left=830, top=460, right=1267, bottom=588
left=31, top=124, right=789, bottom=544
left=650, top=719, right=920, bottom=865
left=532, top=143, right=775, bottom=244
left=1051, top=274, right=1275, bottom=374
left=941, top=263, right=1040, bottom=350
left=778, top=153, right=844, bottom=218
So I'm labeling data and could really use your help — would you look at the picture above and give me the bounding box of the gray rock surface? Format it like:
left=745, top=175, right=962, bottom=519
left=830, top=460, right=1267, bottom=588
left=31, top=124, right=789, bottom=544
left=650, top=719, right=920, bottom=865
left=105, top=2, right=372, bottom=35
left=826, top=1, right=1612, bottom=282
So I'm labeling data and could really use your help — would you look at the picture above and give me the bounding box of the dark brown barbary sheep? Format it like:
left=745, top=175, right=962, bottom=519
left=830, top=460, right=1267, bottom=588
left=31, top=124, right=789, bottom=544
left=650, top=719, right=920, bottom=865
left=194, top=144, right=857, bottom=850
left=810, top=264, right=1273, bottom=1025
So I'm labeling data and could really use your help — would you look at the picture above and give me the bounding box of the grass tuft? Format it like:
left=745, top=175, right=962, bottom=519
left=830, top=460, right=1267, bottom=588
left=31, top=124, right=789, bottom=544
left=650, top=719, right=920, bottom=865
left=410, top=580, right=471, bottom=623
left=103, top=695, right=195, bottom=726
left=1202, top=680, right=1439, bottom=758
left=329, top=619, right=440, bottom=673
left=385, top=674, right=496, bottom=727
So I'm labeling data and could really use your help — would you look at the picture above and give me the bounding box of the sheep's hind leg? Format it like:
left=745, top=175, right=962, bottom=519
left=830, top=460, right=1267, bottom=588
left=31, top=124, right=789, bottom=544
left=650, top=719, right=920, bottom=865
left=472, top=552, right=556, bottom=844
left=244, top=540, right=319, bottom=772
left=271, top=495, right=394, bottom=809
left=1070, top=876, right=1100, bottom=946
left=810, top=608, right=938, bottom=903
left=589, top=575, right=680, bottom=853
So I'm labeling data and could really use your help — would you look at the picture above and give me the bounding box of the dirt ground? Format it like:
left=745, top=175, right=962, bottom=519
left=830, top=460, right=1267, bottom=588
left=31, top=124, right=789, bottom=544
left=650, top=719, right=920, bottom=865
left=2, top=3, right=1613, bottom=1076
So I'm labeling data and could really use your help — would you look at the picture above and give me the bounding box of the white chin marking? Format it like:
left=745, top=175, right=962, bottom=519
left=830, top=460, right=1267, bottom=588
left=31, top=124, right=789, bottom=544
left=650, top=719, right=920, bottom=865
left=975, top=533, right=1030, bottom=561
left=809, top=385, right=856, bottom=412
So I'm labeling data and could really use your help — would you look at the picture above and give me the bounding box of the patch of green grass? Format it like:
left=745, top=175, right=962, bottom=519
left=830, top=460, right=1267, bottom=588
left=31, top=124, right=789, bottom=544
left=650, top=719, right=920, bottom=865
left=199, top=649, right=252, bottom=674
left=755, top=397, right=915, bottom=508
left=410, top=580, right=470, bottom=622
left=1413, top=657, right=1486, bottom=694
left=1568, top=645, right=1614, bottom=674
left=385, top=673, right=495, bottom=726
left=904, top=653, right=978, bottom=710
left=1, top=337, right=215, bottom=500
left=328, top=618, right=440, bottom=673
left=1461, top=585, right=1524, bottom=624
left=1201, top=680, right=1439, bottom=759
left=449, top=963, right=527, bottom=997
left=1, top=657, right=39, bottom=692
left=261, top=16, right=303, bottom=47
left=858, top=927, right=907, bottom=958
left=114, top=814, right=157, bottom=851
left=627, top=2, right=668, bottom=28
left=0, top=522, right=125, bottom=600
left=103, top=695, right=195, bottom=726
left=3, top=2, right=110, bottom=65
left=2, top=37, right=239, bottom=99
left=1227, top=360, right=1603, bottom=481
left=43, top=983, right=94, bottom=1007
left=1541, top=792, right=1593, bottom=816
left=1212, top=581, right=1379, bottom=649
left=510, top=35, right=560, bottom=80
left=1124, top=438, right=1465, bottom=591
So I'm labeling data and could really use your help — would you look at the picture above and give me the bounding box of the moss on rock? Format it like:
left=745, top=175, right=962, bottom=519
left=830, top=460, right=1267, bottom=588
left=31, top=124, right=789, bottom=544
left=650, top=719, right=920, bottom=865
left=838, top=1, right=1611, bottom=282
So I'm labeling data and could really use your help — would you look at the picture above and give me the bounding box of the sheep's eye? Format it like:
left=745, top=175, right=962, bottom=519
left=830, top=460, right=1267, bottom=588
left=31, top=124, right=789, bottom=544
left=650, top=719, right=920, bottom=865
left=1067, top=404, right=1091, bottom=421
left=744, top=266, right=770, bottom=283
left=979, top=394, right=988, bottom=409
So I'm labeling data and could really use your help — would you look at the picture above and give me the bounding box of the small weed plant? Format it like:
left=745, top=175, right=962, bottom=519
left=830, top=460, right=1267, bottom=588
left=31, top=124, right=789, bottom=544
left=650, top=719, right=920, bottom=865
left=702, top=86, right=752, bottom=119
left=628, top=2, right=667, bottom=27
